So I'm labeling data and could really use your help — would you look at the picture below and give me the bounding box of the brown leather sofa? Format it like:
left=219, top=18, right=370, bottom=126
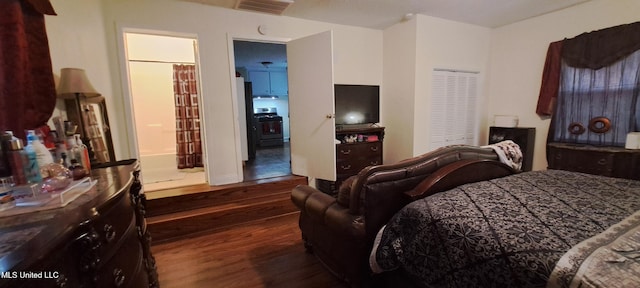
left=291, top=145, right=500, bottom=287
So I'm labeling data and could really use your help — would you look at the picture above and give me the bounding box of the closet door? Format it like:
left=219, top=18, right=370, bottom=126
left=430, top=70, right=479, bottom=150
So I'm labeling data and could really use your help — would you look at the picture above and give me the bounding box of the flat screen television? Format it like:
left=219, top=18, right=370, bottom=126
left=334, top=84, right=380, bottom=126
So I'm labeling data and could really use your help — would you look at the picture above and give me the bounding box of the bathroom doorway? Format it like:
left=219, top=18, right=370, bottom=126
left=124, top=32, right=206, bottom=190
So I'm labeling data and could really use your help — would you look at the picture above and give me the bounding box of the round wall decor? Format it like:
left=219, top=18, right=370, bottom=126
left=568, top=122, right=586, bottom=135
left=588, top=117, right=611, bottom=133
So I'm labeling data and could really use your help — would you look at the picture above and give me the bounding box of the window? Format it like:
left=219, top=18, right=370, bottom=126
left=553, top=49, right=640, bottom=146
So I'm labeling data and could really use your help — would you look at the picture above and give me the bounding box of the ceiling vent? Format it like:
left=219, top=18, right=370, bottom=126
left=235, top=0, right=293, bottom=15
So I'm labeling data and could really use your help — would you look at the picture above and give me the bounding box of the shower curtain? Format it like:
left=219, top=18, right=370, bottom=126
left=173, top=64, right=203, bottom=169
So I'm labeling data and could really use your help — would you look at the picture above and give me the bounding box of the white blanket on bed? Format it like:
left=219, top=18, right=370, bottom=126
left=547, top=209, right=640, bottom=288
left=483, top=140, right=523, bottom=171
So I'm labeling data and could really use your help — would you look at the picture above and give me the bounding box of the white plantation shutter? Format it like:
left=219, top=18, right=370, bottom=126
left=430, top=69, right=479, bottom=150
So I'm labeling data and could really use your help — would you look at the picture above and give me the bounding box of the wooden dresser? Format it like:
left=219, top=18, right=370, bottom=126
left=547, top=142, right=640, bottom=180
left=0, top=160, right=158, bottom=288
left=318, top=126, right=385, bottom=195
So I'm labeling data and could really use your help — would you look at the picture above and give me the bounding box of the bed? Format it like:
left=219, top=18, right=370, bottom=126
left=369, top=160, right=640, bottom=288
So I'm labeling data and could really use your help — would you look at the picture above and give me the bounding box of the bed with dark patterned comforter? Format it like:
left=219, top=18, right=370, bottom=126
left=369, top=169, right=640, bottom=287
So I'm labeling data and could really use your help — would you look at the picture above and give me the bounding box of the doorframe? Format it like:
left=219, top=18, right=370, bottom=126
left=116, top=26, right=208, bottom=182
left=225, top=33, right=291, bottom=182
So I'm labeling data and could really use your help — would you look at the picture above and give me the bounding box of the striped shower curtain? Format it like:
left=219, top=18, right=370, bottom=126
left=173, top=64, right=203, bottom=169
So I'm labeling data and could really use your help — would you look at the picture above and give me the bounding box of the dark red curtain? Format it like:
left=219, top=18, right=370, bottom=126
left=535, top=41, right=563, bottom=116
left=173, top=64, right=203, bottom=169
left=0, top=0, right=57, bottom=140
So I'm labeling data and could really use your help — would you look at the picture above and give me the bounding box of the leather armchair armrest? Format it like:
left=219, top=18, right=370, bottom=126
left=292, top=185, right=337, bottom=221
left=292, top=185, right=365, bottom=238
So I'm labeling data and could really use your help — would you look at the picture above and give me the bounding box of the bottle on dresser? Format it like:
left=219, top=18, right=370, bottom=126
left=0, top=132, right=12, bottom=178
left=26, top=130, right=54, bottom=169
left=67, top=134, right=90, bottom=173
left=23, top=131, right=43, bottom=183
left=3, top=131, right=27, bottom=185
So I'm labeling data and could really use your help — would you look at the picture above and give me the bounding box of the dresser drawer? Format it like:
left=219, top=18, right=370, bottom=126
left=548, top=145, right=616, bottom=176
left=336, top=156, right=382, bottom=177
left=336, top=142, right=382, bottom=160
left=90, top=192, right=136, bottom=263
left=94, top=226, right=144, bottom=288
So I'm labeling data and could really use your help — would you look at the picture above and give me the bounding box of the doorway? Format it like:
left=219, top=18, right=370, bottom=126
left=124, top=32, right=207, bottom=190
left=232, top=40, right=291, bottom=182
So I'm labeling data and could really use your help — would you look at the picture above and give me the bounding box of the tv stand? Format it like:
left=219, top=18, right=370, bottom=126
left=317, top=126, right=385, bottom=195
left=335, top=123, right=380, bottom=131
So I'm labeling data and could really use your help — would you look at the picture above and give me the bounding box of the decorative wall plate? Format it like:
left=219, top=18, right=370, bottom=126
left=568, top=122, right=586, bottom=135
left=588, top=117, right=611, bottom=133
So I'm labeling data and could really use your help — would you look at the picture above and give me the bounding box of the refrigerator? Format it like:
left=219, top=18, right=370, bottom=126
left=236, top=77, right=256, bottom=161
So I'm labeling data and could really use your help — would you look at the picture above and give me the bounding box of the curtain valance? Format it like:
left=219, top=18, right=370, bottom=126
left=536, top=21, right=640, bottom=116
left=24, top=0, right=56, bottom=15
left=563, top=21, right=640, bottom=70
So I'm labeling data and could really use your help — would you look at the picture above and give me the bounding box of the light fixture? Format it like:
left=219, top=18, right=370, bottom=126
left=261, top=61, right=273, bottom=68
left=57, top=68, right=102, bottom=166
left=253, top=95, right=279, bottom=99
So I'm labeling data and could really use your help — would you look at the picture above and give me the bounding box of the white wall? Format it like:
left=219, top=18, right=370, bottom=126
left=382, top=16, right=491, bottom=164
left=487, top=0, right=640, bottom=170
left=46, top=0, right=117, bottom=155
left=45, top=0, right=630, bottom=181
left=414, top=16, right=491, bottom=156
left=46, top=0, right=382, bottom=185
left=382, top=19, right=417, bottom=163
left=128, top=62, right=176, bottom=156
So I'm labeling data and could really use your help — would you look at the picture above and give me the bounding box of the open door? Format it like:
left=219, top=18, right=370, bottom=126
left=287, top=31, right=336, bottom=181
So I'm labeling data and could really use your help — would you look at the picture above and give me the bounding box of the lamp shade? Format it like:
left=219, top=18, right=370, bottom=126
left=57, top=68, right=101, bottom=99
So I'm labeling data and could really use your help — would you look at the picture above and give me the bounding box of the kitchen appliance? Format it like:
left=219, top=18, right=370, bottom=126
left=254, top=107, right=284, bottom=147
left=245, top=82, right=257, bottom=160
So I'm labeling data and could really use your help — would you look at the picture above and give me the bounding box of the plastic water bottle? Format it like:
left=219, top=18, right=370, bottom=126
left=23, top=131, right=43, bottom=183
left=26, top=130, right=54, bottom=169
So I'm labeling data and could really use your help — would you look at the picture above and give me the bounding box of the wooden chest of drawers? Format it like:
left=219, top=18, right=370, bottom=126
left=547, top=142, right=640, bottom=180
left=336, top=141, right=383, bottom=179
left=317, top=127, right=385, bottom=195
left=0, top=161, right=158, bottom=288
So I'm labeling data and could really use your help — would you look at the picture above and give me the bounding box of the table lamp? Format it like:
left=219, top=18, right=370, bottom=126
left=56, top=68, right=102, bottom=166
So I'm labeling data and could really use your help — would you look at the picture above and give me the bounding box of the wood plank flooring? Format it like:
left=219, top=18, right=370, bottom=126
left=151, top=212, right=348, bottom=288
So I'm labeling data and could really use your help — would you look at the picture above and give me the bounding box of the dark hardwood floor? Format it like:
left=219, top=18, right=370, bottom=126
left=151, top=212, right=347, bottom=288
left=243, top=143, right=291, bottom=182
left=149, top=142, right=343, bottom=287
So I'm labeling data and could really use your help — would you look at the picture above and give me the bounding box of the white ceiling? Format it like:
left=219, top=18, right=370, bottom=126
left=186, top=0, right=591, bottom=30
left=215, top=0, right=592, bottom=69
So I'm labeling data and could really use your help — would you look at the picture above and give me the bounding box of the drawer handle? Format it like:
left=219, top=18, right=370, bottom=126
left=597, top=158, right=607, bottom=165
left=340, top=149, right=351, bottom=155
left=370, top=146, right=378, bottom=152
left=113, top=268, right=126, bottom=287
left=341, top=164, right=352, bottom=170
left=80, top=229, right=101, bottom=250
left=104, top=224, right=116, bottom=242
left=370, top=161, right=379, bottom=165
